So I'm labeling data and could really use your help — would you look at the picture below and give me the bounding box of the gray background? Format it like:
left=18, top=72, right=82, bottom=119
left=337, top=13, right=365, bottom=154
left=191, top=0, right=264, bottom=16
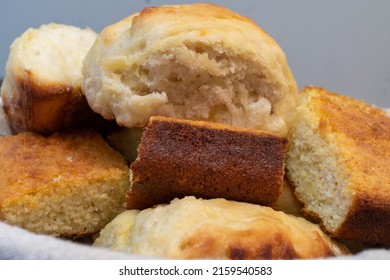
left=1, top=0, right=389, bottom=106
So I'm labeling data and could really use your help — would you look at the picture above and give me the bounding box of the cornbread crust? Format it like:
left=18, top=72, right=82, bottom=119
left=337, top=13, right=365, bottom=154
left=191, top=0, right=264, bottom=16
left=287, top=86, right=390, bottom=244
left=95, top=197, right=349, bottom=259
left=127, top=116, right=288, bottom=210
left=0, top=129, right=129, bottom=237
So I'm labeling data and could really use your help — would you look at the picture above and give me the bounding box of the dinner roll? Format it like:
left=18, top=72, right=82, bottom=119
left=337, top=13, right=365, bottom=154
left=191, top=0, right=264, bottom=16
left=82, top=3, right=298, bottom=136
left=1, top=23, right=98, bottom=133
left=94, top=196, right=348, bottom=259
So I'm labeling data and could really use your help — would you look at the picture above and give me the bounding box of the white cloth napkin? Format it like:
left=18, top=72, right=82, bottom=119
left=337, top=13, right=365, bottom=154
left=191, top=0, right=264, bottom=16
left=0, top=222, right=135, bottom=259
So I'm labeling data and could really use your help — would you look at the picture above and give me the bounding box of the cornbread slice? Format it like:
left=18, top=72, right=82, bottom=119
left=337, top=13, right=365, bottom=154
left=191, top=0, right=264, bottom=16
left=0, top=129, right=129, bottom=237
left=127, top=116, right=288, bottom=210
left=286, top=86, right=390, bottom=244
left=95, top=196, right=349, bottom=259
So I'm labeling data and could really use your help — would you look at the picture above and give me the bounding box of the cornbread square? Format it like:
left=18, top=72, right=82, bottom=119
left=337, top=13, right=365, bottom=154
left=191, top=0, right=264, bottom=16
left=0, top=129, right=129, bottom=237
left=286, top=86, right=390, bottom=245
left=128, top=116, right=288, bottom=210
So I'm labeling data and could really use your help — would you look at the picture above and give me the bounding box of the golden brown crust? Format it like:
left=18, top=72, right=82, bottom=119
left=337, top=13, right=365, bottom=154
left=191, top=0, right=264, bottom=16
left=0, top=129, right=125, bottom=199
left=127, top=116, right=288, bottom=210
left=0, top=129, right=129, bottom=236
left=179, top=227, right=338, bottom=260
left=135, top=4, right=272, bottom=41
left=2, top=72, right=115, bottom=134
left=309, top=86, right=390, bottom=141
left=3, top=74, right=86, bottom=133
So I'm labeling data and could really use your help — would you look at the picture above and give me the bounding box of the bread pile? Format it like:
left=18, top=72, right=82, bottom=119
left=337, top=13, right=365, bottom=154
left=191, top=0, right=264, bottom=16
left=0, top=3, right=389, bottom=259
